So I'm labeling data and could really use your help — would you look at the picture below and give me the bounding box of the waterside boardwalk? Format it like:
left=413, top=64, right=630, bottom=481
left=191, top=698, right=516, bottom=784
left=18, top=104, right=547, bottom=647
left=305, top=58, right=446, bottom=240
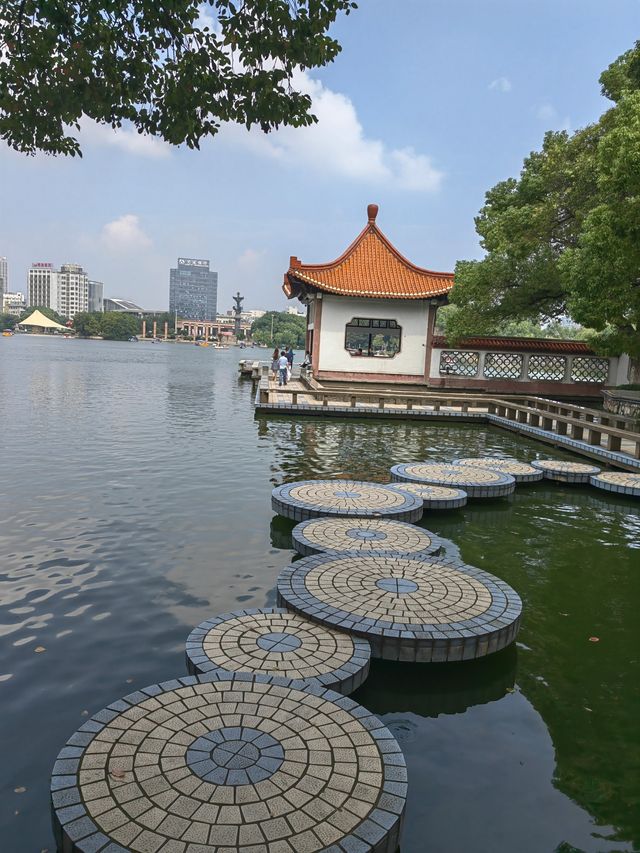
left=254, top=378, right=640, bottom=471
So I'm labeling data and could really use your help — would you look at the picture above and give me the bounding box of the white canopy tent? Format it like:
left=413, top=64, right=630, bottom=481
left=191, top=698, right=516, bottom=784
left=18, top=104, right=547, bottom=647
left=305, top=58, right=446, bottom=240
left=18, top=309, right=70, bottom=332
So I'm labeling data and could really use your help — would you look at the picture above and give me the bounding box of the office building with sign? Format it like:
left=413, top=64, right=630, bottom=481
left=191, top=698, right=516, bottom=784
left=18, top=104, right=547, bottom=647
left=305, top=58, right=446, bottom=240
left=169, top=258, right=218, bottom=321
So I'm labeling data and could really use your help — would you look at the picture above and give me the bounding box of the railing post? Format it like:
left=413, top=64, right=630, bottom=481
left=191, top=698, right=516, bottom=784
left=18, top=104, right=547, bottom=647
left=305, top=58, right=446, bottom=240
left=588, top=428, right=602, bottom=446
left=322, top=394, right=328, bottom=407
left=378, top=397, right=385, bottom=409
left=292, top=392, right=298, bottom=404
left=407, top=399, right=413, bottom=411
left=607, top=433, right=622, bottom=451
left=350, top=395, right=356, bottom=408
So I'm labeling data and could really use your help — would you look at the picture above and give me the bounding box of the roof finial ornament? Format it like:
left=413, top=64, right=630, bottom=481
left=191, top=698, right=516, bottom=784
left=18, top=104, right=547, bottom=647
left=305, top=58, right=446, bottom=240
left=367, top=203, right=379, bottom=223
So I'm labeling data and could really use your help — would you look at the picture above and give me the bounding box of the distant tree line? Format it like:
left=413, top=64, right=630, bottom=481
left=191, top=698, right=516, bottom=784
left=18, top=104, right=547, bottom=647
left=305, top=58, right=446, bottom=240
left=250, top=312, right=306, bottom=349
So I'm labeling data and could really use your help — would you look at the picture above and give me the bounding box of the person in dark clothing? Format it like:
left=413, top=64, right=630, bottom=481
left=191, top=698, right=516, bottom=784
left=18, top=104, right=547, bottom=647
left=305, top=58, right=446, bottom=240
left=286, top=347, right=294, bottom=367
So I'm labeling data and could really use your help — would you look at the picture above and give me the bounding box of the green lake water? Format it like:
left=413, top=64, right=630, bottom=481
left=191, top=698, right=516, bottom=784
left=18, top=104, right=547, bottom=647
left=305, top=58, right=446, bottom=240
left=0, top=336, right=638, bottom=852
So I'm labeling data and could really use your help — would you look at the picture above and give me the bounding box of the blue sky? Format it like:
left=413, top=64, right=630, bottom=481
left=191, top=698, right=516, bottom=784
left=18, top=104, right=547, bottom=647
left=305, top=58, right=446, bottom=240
left=1, top=0, right=638, bottom=313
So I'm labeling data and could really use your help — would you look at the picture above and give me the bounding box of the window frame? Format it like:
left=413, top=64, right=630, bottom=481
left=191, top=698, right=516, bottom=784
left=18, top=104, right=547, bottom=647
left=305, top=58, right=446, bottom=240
left=344, top=317, right=402, bottom=359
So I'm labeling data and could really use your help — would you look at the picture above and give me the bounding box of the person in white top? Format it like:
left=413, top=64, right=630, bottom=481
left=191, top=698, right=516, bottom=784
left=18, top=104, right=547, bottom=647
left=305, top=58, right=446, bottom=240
left=277, top=353, right=289, bottom=386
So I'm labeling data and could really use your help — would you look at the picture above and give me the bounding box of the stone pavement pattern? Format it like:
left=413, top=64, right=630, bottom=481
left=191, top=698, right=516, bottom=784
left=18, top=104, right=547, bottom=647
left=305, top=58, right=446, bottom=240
left=51, top=674, right=407, bottom=853
left=390, top=462, right=516, bottom=498
left=453, top=457, right=543, bottom=483
left=386, top=482, right=468, bottom=509
left=530, top=459, right=601, bottom=483
left=590, top=470, right=640, bottom=496
left=272, top=480, right=423, bottom=522
left=185, top=608, right=370, bottom=695
left=292, top=517, right=442, bottom=558
left=278, top=553, right=522, bottom=662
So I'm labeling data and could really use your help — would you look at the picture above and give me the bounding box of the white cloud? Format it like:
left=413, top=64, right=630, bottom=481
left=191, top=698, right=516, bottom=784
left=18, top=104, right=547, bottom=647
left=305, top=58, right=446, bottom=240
left=78, top=117, right=171, bottom=159
left=535, top=103, right=572, bottom=132
left=536, top=102, right=557, bottom=121
left=101, top=215, right=152, bottom=252
left=489, top=77, right=512, bottom=93
left=236, top=248, right=266, bottom=274
left=225, top=71, right=443, bottom=193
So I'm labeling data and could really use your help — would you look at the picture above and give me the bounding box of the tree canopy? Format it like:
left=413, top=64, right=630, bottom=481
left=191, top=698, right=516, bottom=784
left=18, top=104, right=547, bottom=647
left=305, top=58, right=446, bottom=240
left=73, top=311, right=140, bottom=340
left=449, top=41, right=640, bottom=375
left=250, top=311, right=305, bottom=348
left=18, top=305, right=67, bottom=325
left=0, top=0, right=356, bottom=156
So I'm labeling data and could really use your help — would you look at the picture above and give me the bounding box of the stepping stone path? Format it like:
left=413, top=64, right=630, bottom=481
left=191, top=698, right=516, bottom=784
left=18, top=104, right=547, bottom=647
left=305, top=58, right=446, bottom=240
left=390, top=462, right=516, bottom=498
left=277, top=553, right=522, bottom=663
left=387, top=482, right=468, bottom=509
left=453, top=457, right=543, bottom=483
left=51, top=674, right=406, bottom=853
left=292, top=517, right=443, bottom=558
left=185, top=607, right=370, bottom=695
left=530, top=459, right=601, bottom=483
left=590, top=470, right=640, bottom=497
left=272, top=479, right=423, bottom=522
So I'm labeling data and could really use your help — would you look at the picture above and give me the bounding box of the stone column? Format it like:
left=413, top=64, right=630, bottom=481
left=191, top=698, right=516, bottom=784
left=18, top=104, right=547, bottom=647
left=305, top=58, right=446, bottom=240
left=153, top=320, right=157, bottom=339
left=563, top=356, right=573, bottom=383
left=520, top=353, right=530, bottom=382
left=164, top=322, right=168, bottom=340
left=477, top=351, right=486, bottom=379
left=142, top=320, right=146, bottom=339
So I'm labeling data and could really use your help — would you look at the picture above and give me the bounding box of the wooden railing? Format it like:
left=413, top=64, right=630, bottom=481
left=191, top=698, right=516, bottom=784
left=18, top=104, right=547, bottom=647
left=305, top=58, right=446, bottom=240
left=257, top=380, right=640, bottom=461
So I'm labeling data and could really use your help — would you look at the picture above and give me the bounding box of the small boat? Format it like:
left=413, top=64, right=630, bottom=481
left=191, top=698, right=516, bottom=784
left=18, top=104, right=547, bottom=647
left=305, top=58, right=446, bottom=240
left=2, top=330, right=13, bottom=337
left=196, top=341, right=210, bottom=347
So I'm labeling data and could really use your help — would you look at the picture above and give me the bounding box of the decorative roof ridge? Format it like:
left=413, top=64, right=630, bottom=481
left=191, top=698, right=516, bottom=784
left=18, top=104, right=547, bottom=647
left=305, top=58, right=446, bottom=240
left=289, top=204, right=454, bottom=280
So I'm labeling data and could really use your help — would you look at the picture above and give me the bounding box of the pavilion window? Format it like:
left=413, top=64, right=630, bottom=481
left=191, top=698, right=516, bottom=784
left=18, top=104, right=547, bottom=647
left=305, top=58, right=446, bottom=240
left=345, top=318, right=401, bottom=358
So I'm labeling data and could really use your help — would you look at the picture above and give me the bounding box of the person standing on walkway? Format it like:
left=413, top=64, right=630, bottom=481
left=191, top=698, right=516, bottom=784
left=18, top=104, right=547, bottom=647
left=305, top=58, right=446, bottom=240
left=271, top=347, right=280, bottom=382
left=278, top=351, right=289, bottom=386
left=286, top=345, right=294, bottom=381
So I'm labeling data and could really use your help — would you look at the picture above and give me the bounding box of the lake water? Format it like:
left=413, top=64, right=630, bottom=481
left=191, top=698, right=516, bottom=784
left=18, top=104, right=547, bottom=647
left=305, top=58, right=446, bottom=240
left=0, top=336, right=638, bottom=853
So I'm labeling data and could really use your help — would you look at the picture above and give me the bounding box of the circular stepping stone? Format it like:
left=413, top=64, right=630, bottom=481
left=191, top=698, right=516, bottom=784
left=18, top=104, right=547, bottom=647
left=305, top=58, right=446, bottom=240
left=590, top=470, right=640, bottom=497
left=387, top=482, right=468, bottom=509
left=530, top=459, right=601, bottom=483
left=185, top=608, right=370, bottom=695
left=453, top=457, right=543, bottom=483
left=51, top=674, right=406, bottom=853
left=278, top=553, right=522, bottom=663
left=390, top=462, right=516, bottom=498
left=272, top=479, right=423, bottom=522
left=291, top=517, right=443, bottom=558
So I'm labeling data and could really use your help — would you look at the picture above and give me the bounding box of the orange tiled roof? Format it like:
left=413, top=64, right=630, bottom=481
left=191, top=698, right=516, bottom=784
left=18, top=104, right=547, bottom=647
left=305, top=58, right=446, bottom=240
left=284, top=204, right=454, bottom=300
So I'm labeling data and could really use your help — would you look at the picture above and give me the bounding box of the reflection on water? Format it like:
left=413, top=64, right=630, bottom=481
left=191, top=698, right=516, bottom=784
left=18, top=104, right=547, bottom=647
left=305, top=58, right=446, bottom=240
left=0, top=336, right=638, bottom=853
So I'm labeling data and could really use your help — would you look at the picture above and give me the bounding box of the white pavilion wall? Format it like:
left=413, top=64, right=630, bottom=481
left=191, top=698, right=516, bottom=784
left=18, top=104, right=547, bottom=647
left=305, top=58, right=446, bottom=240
left=317, top=294, right=430, bottom=377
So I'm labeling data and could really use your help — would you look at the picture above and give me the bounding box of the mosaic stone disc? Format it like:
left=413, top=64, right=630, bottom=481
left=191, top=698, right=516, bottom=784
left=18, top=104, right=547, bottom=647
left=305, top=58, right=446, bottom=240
left=51, top=673, right=406, bottom=853
left=185, top=607, right=370, bottom=695
left=530, top=459, right=601, bottom=483
left=390, top=462, right=516, bottom=498
left=272, top=479, right=423, bottom=522
left=590, top=470, right=640, bottom=497
left=277, top=554, right=522, bottom=662
left=387, top=482, right=468, bottom=509
left=453, top=457, right=544, bottom=483
left=291, top=517, right=443, bottom=558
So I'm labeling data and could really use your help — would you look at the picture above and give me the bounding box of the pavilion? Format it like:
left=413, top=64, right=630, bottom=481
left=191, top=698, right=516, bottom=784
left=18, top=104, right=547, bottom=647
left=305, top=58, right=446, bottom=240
left=284, top=203, right=452, bottom=384
left=283, top=204, right=624, bottom=395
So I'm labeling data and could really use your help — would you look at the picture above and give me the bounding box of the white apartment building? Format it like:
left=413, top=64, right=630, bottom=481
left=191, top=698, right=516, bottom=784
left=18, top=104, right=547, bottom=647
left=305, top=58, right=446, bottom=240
left=28, top=263, right=59, bottom=311
left=57, top=264, right=89, bottom=318
left=28, top=262, right=89, bottom=319
left=2, top=291, right=27, bottom=317
left=88, top=280, right=104, bottom=313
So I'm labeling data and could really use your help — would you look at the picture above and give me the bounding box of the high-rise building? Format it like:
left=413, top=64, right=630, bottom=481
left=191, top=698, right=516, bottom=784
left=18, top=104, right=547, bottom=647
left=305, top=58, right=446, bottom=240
left=28, top=262, right=89, bottom=319
left=28, top=263, right=59, bottom=311
left=57, top=264, right=89, bottom=319
left=169, top=258, right=217, bottom=321
left=0, top=256, right=7, bottom=303
left=88, top=280, right=104, bottom=313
